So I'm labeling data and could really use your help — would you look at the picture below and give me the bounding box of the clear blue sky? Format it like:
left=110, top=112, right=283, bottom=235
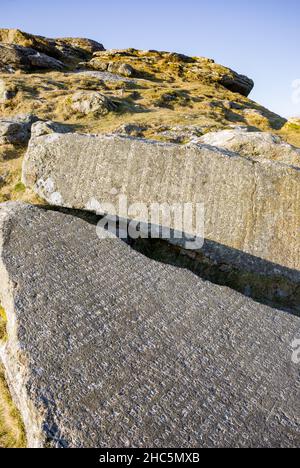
left=1, top=0, right=300, bottom=117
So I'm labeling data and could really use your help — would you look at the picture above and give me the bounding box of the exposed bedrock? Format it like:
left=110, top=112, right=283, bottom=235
left=0, top=28, right=105, bottom=69
left=200, top=129, right=300, bottom=167
left=0, top=203, right=299, bottom=447
left=22, top=132, right=300, bottom=309
left=0, top=43, right=65, bottom=73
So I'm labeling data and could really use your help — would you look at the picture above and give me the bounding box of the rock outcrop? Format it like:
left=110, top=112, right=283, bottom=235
left=82, top=56, right=136, bottom=77
left=81, top=49, right=254, bottom=97
left=218, top=72, right=254, bottom=97
left=0, top=29, right=105, bottom=65
left=200, top=128, right=300, bottom=167
left=30, top=120, right=71, bottom=138
left=0, top=43, right=65, bottom=73
left=0, top=202, right=299, bottom=448
left=23, top=132, right=300, bottom=277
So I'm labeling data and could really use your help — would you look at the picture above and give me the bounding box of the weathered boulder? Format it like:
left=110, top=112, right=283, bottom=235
left=0, top=43, right=65, bottom=73
left=0, top=202, right=299, bottom=448
left=107, top=62, right=135, bottom=77
left=200, top=129, right=300, bottom=167
left=23, top=133, right=300, bottom=278
left=69, top=91, right=117, bottom=116
left=218, top=71, right=254, bottom=97
left=84, top=57, right=136, bottom=77
left=54, top=37, right=105, bottom=60
left=0, top=114, right=38, bottom=144
left=0, top=29, right=105, bottom=64
left=30, top=120, right=72, bottom=138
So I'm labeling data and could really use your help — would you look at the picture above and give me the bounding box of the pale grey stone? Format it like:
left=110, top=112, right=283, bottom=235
left=22, top=133, right=300, bottom=280
left=0, top=43, right=65, bottom=73
left=30, top=120, right=71, bottom=138
left=0, top=113, right=38, bottom=144
left=107, top=62, right=135, bottom=77
left=0, top=29, right=105, bottom=65
left=0, top=202, right=299, bottom=448
left=70, top=91, right=117, bottom=116
left=200, top=129, right=300, bottom=167
left=74, top=70, right=134, bottom=83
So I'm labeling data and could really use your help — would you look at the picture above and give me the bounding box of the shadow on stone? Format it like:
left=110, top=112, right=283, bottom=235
left=41, top=205, right=300, bottom=317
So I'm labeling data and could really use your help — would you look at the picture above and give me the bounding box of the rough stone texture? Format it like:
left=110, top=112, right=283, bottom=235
left=30, top=120, right=72, bottom=138
left=0, top=29, right=105, bottom=64
left=0, top=202, right=299, bottom=448
left=74, top=70, right=134, bottom=83
left=84, top=58, right=136, bottom=77
left=200, top=129, right=300, bottom=167
left=54, top=37, right=105, bottom=59
left=108, top=62, right=135, bottom=77
left=70, top=91, right=117, bottom=116
left=156, top=125, right=204, bottom=144
left=0, top=114, right=38, bottom=145
left=0, top=43, right=65, bottom=73
left=23, top=133, right=300, bottom=278
left=218, top=71, right=254, bottom=97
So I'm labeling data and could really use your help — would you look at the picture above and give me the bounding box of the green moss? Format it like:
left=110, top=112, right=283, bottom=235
left=13, top=182, right=26, bottom=194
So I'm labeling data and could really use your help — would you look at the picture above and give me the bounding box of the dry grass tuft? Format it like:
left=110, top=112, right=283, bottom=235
left=0, top=305, right=26, bottom=448
left=0, top=365, right=26, bottom=448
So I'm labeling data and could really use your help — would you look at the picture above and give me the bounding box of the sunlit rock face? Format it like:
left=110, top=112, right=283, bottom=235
left=0, top=202, right=299, bottom=448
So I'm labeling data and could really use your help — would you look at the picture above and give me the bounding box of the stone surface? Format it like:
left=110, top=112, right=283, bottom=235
left=0, top=202, right=299, bottom=448
left=74, top=70, right=134, bottom=83
left=218, top=71, right=254, bottom=97
left=54, top=37, right=105, bottom=60
left=0, top=114, right=38, bottom=144
left=70, top=91, right=117, bottom=116
left=156, top=125, right=204, bottom=144
left=85, top=58, right=136, bottom=77
left=30, top=120, right=72, bottom=138
left=0, top=29, right=105, bottom=64
left=200, top=129, right=300, bottom=167
left=0, top=43, right=65, bottom=73
left=23, top=132, right=300, bottom=278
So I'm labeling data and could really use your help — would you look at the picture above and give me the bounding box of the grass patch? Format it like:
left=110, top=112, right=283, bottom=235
left=0, top=365, right=26, bottom=448
left=0, top=305, right=26, bottom=448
